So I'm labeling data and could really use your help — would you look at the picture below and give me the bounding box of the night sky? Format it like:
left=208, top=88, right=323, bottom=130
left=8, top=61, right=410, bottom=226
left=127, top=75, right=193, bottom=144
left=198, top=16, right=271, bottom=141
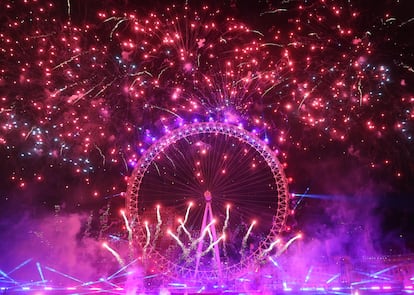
left=0, top=0, right=413, bottom=279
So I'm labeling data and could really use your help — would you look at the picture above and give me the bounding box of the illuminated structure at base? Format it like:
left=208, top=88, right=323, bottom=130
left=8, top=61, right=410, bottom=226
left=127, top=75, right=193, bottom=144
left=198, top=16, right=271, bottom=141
left=1, top=254, right=414, bottom=294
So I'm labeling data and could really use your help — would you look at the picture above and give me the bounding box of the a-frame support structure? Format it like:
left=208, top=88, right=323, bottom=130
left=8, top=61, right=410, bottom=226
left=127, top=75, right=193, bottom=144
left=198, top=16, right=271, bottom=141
left=194, top=190, right=222, bottom=279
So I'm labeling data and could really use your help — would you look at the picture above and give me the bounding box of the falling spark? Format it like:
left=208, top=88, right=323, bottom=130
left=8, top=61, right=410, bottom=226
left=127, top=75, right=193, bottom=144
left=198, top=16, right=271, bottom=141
left=24, top=127, right=35, bottom=141
left=120, top=152, right=129, bottom=173
left=168, top=229, right=188, bottom=255
left=121, top=210, right=133, bottom=243
left=95, top=144, right=106, bottom=166
left=242, top=220, right=256, bottom=252
left=148, top=104, right=184, bottom=120
left=191, top=219, right=216, bottom=250
left=275, top=233, right=302, bottom=257
left=222, top=204, right=230, bottom=234
left=103, top=242, right=125, bottom=267
left=178, top=202, right=192, bottom=236
left=262, top=238, right=281, bottom=256
left=202, top=234, right=225, bottom=256
left=178, top=218, right=193, bottom=241
left=144, top=221, right=151, bottom=254
left=183, top=202, right=192, bottom=225
left=52, top=53, right=82, bottom=70
left=153, top=161, right=161, bottom=176
left=154, top=205, right=162, bottom=242
left=358, top=78, right=363, bottom=106
left=207, top=227, right=213, bottom=243
left=66, top=0, right=71, bottom=20
left=399, top=17, right=414, bottom=27
left=260, top=8, right=288, bottom=16
left=222, top=204, right=230, bottom=256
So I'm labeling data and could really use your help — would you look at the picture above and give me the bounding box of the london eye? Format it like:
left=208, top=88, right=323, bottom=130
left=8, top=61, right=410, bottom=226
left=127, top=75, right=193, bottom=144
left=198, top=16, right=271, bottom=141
left=125, top=122, right=291, bottom=284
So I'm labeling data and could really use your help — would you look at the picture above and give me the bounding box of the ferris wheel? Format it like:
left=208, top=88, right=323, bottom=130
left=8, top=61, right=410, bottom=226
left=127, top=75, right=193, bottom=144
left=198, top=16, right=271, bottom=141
left=125, top=122, right=291, bottom=282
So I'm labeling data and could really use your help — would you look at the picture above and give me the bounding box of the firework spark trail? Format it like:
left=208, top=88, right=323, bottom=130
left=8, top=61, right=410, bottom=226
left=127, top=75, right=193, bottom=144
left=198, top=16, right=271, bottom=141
left=358, top=78, right=363, bottom=106
left=153, top=205, right=162, bottom=243
left=93, top=78, right=117, bottom=99
left=168, top=229, right=188, bottom=256
left=129, top=71, right=153, bottom=87
left=191, top=219, right=216, bottom=250
left=207, top=227, right=213, bottom=244
left=148, top=105, right=184, bottom=120
left=222, top=204, right=230, bottom=256
left=165, top=153, right=177, bottom=170
left=177, top=202, right=192, bottom=237
left=297, top=84, right=319, bottom=111
left=261, top=238, right=281, bottom=257
left=201, top=234, right=225, bottom=257
left=106, top=17, right=128, bottom=40
left=275, top=233, right=302, bottom=257
left=99, top=204, right=111, bottom=239
left=183, top=202, right=192, bottom=224
left=399, top=17, right=414, bottom=27
left=178, top=219, right=193, bottom=242
left=241, top=220, right=256, bottom=253
left=260, top=9, right=288, bottom=16
left=398, top=62, right=414, bottom=73
left=222, top=204, right=230, bottom=234
left=120, top=153, right=129, bottom=173
left=70, top=83, right=101, bottom=105
left=157, top=67, right=169, bottom=80
left=103, top=242, right=125, bottom=267
left=153, top=161, right=161, bottom=177
left=24, top=127, right=36, bottom=141
left=52, top=53, right=82, bottom=70
left=144, top=221, right=151, bottom=255
left=66, top=0, right=71, bottom=20
left=95, top=144, right=106, bottom=166
left=121, top=210, right=133, bottom=244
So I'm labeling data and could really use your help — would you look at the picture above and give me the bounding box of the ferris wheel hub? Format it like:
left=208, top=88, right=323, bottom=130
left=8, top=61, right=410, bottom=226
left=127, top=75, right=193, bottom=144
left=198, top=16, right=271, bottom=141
left=204, top=190, right=212, bottom=202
